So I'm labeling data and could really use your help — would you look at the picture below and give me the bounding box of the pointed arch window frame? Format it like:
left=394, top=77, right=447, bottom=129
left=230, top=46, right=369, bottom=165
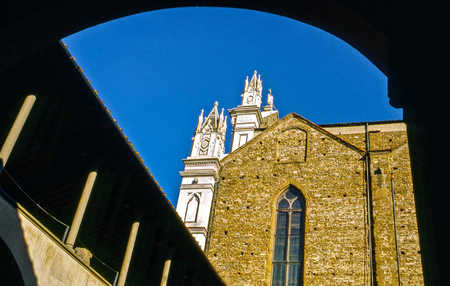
left=271, top=185, right=306, bottom=286
left=184, top=193, right=201, bottom=223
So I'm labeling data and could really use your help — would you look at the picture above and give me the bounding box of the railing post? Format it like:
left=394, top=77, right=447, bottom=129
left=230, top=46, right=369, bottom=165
left=0, top=94, right=36, bottom=168
left=65, top=171, right=97, bottom=247
left=160, top=258, right=172, bottom=286
left=117, top=221, right=140, bottom=286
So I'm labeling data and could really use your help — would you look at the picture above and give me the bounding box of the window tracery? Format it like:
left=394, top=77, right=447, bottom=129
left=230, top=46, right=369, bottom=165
left=272, top=186, right=305, bottom=286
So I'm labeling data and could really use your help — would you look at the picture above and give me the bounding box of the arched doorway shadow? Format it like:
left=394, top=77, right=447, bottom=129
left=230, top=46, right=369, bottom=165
left=0, top=237, right=26, bottom=286
left=0, top=191, right=38, bottom=286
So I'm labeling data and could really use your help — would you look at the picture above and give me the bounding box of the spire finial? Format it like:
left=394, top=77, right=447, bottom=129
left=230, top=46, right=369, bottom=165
left=219, top=107, right=225, bottom=130
left=267, top=89, right=274, bottom=109
left=196, top=109, right=204, bottom=132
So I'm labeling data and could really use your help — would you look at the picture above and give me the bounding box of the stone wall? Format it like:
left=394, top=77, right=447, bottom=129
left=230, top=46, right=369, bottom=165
left=0, top=195, right=109, bottom=286
left=329, top=122, right=424, bottom=285
left=206, top=114, right=423, bottom=286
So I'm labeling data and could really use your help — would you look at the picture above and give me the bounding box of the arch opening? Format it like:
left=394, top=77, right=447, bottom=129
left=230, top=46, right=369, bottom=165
left=61, top=6, right=397, bottom=205
left=2, top=2, right=388, bottom=76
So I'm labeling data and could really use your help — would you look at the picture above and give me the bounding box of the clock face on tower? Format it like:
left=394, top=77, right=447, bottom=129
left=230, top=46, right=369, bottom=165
left=246, top=95, right=254, bottom=104
left=201, top=138, right=209, bottom=148
left=199, top=135, right=210, bottom=155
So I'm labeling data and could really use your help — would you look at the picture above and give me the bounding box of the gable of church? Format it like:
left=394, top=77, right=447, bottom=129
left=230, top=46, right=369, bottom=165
left=221, top=112, right=364, bottom=166
left=208, top=113, right=369, bottom=285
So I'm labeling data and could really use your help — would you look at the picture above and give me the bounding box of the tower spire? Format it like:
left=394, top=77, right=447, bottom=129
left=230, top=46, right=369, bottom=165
left=190, top=101, right=227, bottom=158
left=241, top=70, right=263, bottom=107
left=219, top=107, right=225, bottom=129
left=196, top=109, right=204, bottom=132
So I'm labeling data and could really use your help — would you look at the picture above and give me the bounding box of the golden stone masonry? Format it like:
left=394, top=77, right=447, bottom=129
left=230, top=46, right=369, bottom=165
left=176, top=71, right=424, bottom=286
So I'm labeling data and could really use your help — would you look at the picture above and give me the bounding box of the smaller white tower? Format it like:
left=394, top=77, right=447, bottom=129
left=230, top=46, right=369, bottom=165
left=229, top=70, right=264, bottom=151
left=176, top=101, right=227, bottom=250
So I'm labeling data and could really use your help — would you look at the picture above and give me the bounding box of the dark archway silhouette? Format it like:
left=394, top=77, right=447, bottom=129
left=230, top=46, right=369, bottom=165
left=2, top=1, right=435, bottom=285
left=2, top=2, right=387, bottom=76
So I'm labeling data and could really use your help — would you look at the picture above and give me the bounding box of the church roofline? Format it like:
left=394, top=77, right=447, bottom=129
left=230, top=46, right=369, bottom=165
left=321, top=119, right=406, bottom=135
left=283, top=112, right=365, bottom=154
left=319, top=119, right=404, bottom=128
left=221, top=112, right=365, bottom=164
left=61, top=42, right=167, bottom=196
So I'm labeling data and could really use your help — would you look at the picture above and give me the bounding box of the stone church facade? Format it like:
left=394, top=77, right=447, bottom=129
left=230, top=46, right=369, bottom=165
left=176, top=71, right=424, bottom=286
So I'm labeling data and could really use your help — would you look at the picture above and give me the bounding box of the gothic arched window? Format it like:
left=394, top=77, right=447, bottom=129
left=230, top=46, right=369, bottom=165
left=271, top=186, right=305, bottom=286
left=185, top=194, right=200, bottom=222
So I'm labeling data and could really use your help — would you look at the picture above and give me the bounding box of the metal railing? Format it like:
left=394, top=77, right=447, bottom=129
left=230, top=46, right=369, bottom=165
left=0, top=168, right=70, bottom=241
left=76, top=238, right=120, bottom=285
left=0, top=168, right=120, bottom=286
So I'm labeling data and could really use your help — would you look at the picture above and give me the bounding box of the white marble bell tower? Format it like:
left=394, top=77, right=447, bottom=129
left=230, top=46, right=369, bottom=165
left=175, top=101, right=227, bottom=250
left=228, top=70, right=264, bottom=151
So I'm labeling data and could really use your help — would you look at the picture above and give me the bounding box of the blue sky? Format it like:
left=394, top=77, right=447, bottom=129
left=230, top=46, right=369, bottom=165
left=62, top=7, right=401, bottom=206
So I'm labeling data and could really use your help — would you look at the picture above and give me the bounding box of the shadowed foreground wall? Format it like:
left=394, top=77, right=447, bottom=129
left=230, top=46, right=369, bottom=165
left=0, top=193, right=109, bottom=286
left=0, top=42, right=225, bottom=286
